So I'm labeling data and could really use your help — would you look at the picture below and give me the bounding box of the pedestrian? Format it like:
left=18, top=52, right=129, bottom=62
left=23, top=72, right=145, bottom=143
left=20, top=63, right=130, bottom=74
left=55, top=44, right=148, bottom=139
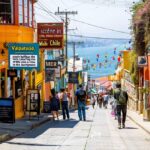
left=50, top=88, right=60, bottom=120
left=60, top=88, right=70, bottom=120
left=103, top=93, right=109, bottom=109
left=98, top=94, right=103, bottom=108
left=91, top=94, right=96, bottom=109
left=113, top=83, right=128, bottom=129
left=75, top=84, right=87, bottom=121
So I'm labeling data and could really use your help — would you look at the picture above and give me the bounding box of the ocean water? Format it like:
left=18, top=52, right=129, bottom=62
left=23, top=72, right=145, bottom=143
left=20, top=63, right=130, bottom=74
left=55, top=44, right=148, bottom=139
left=68, top=40, right=130, bottom=79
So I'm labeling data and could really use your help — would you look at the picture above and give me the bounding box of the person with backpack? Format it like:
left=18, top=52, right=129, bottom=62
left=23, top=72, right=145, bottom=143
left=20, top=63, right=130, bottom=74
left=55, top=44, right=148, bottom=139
left=75, top=84, right=87, bottom=121
left=113, top=83, right=128, bottom=129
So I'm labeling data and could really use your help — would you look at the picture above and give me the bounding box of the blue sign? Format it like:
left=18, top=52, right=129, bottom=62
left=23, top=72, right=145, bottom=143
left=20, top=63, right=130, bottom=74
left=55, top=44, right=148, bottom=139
left=8, top=43, right=39, bottom=70
left=0, top=98, right=15, bottom=123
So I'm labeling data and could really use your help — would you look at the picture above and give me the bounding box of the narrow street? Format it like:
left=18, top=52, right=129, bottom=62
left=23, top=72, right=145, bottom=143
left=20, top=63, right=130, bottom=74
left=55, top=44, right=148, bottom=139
left=0, top=105, right=149, bottom=150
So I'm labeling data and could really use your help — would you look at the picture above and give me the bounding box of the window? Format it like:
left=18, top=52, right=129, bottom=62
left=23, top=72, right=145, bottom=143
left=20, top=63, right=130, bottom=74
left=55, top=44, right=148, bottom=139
left=19, top=0, right=23, bottom=25
left=18, top=0, right=33, bottom=27
left=0, top=0, right=13, bottom=24
left=29, top=0, right=32, bottom=27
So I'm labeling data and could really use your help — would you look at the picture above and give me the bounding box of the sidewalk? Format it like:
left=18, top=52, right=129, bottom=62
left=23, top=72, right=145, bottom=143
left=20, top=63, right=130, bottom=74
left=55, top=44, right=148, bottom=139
left=0, top=113, right=52, bottom=143
left=127, top=109, right=150, bottom=134
left=0, top=107, right=150, bottom=144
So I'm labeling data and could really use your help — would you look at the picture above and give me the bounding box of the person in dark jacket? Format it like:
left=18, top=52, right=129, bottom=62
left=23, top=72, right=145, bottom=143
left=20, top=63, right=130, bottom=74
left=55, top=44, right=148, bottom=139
left=114, top=83, right=128, bottom=129
left=50, top=88, right=60, bottom=120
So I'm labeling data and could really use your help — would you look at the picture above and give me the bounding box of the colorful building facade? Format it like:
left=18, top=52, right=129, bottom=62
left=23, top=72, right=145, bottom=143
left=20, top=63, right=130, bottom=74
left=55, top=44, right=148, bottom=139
left=0, top=0, right=42, bottom=119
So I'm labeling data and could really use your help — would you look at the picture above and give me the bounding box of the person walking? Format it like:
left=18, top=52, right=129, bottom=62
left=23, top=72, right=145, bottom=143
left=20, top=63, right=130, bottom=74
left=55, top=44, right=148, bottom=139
left=113, top=83, right=128, bottom=129
left=103, top=93, right=109, bottom=109
left=50, top=88, right=60, bottom=120
left=97, top=94, right=103, bottom=108
left=91, top=94, right=97, bottom=109
left=75, top=84, right=87, bottom=121
left=60, top=88, right=70, bottom=120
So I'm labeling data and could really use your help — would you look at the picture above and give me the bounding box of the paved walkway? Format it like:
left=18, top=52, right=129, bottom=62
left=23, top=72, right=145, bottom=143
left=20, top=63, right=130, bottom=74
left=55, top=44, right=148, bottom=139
left=0, top=105, right=150, bottom=150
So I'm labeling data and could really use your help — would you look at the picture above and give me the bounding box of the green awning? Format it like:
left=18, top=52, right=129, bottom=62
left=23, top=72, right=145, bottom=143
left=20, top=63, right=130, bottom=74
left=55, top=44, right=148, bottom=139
left=90, top=88, right=97, bottom=94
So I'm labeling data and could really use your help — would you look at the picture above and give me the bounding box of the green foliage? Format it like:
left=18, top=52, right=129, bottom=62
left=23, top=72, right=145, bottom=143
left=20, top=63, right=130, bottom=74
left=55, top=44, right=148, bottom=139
left=140, top=87, right=150, bottom=94
left=131, top=1, right=145, bottom=14
left=129, top=50, right=138, bottom=84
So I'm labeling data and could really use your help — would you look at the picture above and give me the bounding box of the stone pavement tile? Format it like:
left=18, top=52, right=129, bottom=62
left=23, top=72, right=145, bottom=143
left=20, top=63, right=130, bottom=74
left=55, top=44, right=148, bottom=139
left=62, top=137, right=87, bottom=146
left=127, top=110, right=150, bottom=134
left=58, top=145, right=84, bottom=150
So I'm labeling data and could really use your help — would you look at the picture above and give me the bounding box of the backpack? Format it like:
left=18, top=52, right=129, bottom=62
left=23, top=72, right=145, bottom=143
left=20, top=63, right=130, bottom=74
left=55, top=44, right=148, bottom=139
left=118, top=91, right=127, bottom=105
left=77, top=89, right=86, bottom=101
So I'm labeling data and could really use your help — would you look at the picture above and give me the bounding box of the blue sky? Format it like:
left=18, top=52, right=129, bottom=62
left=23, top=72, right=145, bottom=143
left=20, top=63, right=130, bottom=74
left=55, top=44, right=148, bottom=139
left=35, top=0, right=139, bottom=39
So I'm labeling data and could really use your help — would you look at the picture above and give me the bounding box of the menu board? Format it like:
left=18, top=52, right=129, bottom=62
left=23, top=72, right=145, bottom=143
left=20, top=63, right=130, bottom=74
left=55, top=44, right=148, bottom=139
left=0, top=98, right=15, bottom=123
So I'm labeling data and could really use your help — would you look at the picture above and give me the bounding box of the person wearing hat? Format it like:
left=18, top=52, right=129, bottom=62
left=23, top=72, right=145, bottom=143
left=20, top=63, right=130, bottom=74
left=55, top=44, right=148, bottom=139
left=113, top=83, right=128, bottom=129
left=75, top=84, right=87, bottom=121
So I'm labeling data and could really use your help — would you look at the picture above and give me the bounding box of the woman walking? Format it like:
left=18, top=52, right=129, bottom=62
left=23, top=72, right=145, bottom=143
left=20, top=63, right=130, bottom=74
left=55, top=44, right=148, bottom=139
left=50, top=88, right=60, bottom=120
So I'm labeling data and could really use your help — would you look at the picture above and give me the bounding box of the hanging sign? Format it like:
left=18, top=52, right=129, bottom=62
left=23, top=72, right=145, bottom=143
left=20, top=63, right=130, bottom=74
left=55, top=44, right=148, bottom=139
left=45, top=70, right=55, bottom=82
left=0, top=98, right=15, bottom=123
left=45, top=60, right=58, bottom=69
left=8, top=43, right=39, bottom=70
left=37, top=23, right=64, bottom=49
left=138, top=56, right=148, bottom=67
left=7, top=69, right=17, bottom=78
left=68, top=72, right=79, bottom=83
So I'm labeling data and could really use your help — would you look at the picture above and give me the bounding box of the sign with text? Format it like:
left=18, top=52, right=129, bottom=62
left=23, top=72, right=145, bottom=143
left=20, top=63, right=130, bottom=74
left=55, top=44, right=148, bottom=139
left=45, top=70, right=55, bottom=82
left=55, top=65, right=61, bottom=78
left=8, top=43, right=39, bottom=70
left=0, top=98, right=15, bottom=123
left=37, top=23, right=64, bottom=49
left=68, top=72, right=79, bottom=84
left=45, top=60, right=58, bottom=69
left=26, top=89, right=40, bottom=114
left=7, top=69, right=17, bottom=78
left=138, top=56, right=148, bottom=67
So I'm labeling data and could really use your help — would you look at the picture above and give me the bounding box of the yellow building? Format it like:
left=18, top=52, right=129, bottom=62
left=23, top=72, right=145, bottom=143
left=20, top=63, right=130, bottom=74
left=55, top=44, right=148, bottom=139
left=0, top=0, right=44, bottom=119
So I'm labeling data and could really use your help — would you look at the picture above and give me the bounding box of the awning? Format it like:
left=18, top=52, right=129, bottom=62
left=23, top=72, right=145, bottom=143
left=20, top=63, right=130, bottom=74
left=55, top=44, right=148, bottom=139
left=90, top=88, right=97, bottom=94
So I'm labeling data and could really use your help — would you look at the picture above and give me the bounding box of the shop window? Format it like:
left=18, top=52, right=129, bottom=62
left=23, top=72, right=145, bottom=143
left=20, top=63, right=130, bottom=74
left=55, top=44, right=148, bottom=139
left=0, top=0, right=13, bottom=24
left=18, top=0, right=33, bottom=27
left=29, top=0, right=32, bottom=27
left=19, top=0, right=23, bottom=25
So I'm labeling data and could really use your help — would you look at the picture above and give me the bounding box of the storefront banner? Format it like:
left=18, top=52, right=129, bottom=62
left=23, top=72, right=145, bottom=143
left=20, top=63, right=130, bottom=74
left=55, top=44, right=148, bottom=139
left=8, top=43, right=39, bottom=70
left=68, top=72, right=79, bottom=84
left=38, top=23, right=64, bottom=49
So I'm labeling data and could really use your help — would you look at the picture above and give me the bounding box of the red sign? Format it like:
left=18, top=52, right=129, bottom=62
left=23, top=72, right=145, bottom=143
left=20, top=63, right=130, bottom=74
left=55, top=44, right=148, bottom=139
left=37, top=23, right=64, bottom=49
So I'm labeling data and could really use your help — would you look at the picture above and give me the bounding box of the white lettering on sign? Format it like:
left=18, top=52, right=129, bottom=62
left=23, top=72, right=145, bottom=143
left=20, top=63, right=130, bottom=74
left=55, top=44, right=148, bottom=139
left=10, top=55, right=37, bottom=68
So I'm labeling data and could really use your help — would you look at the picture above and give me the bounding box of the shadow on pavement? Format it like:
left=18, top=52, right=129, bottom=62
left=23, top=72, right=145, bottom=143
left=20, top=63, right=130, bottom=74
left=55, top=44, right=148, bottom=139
left=5, top=141, right=61, bottom=147
left=125, top=127, right=138, bottom=129
left=12, top=119, right=79, bottom=139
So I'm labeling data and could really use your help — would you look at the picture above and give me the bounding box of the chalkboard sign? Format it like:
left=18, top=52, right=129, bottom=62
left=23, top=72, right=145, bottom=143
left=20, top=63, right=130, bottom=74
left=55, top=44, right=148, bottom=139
left=26, top=89, right=40, bottom=119
left=0, top=98, right=15, bottom=123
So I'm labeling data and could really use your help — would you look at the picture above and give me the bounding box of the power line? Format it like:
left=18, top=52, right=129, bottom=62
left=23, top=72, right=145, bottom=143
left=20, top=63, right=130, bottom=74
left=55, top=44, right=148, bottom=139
left=35, top=2, right=130, bottom=35
left=70, top=18, right=130, bottom=35
left=68, top=34, right=130, bottom=40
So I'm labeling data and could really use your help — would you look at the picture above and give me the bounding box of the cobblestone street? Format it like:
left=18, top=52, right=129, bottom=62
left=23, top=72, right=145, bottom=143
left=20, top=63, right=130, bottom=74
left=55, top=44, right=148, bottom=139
left=0, top=105, right=150, bottom=150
